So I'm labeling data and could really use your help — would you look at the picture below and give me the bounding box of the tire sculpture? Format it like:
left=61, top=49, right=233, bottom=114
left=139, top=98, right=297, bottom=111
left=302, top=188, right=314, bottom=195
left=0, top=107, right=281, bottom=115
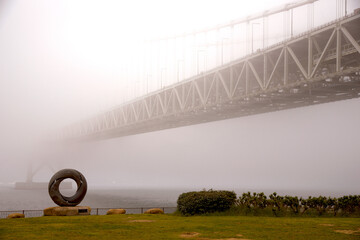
left=48, top=169, right=87, bottom=206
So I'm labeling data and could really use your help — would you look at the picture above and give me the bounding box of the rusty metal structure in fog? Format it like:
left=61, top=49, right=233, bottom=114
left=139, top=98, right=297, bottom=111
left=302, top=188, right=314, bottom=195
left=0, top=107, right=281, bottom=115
left=62, top=0, right=360, bottom=141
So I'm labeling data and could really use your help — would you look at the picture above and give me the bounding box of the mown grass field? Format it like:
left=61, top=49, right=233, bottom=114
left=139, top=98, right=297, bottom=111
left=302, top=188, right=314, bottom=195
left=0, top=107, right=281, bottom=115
left=1, top=214, right=360, bottom=240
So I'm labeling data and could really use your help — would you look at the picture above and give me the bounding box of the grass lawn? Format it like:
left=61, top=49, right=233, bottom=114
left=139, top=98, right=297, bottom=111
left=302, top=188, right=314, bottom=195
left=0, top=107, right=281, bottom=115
left=1, top=214, right=360, bottom=240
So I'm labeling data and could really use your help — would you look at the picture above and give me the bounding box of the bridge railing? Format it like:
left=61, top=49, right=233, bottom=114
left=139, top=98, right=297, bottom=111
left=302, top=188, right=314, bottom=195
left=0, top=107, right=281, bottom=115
left=114, top=0, right=358, bottom=103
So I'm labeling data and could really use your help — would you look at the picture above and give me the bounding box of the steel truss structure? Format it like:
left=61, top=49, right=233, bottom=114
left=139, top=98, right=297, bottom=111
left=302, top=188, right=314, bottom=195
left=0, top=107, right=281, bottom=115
left=63, top=13, right=360, bottom=141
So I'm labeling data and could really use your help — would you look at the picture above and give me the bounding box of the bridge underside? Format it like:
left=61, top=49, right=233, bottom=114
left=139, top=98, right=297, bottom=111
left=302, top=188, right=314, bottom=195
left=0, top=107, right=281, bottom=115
left=64, top=13, right=360, bottom=141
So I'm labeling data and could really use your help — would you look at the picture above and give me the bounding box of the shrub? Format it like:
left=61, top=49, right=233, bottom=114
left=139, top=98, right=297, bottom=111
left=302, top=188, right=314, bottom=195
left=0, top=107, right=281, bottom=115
left=283, top=195, right=300, bottom=214
left=306, top=196, right=329, bottom=215
left=300, top=197, right=309, bottom=214
left=177, top=189, right=237, bottom=215
left=268, top=192, right=284, bottom=216
left=338, top=195, right=360, bottom=214
left=237, top=192, right=267, bottom=209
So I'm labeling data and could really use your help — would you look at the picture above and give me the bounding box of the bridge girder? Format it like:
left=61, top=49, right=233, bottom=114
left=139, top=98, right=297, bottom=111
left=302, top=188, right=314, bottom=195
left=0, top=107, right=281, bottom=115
left=63, top=13, right=360, bottom=141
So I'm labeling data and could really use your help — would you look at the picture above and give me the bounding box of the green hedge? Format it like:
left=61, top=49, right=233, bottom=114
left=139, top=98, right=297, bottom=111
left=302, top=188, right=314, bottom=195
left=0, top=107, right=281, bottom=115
left=177, top=189, right=237, bottom=215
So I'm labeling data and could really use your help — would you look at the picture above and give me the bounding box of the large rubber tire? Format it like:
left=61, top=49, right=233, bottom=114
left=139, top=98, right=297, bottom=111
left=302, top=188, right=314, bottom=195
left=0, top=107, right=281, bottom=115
left=48, top=169, right=87, bottom=206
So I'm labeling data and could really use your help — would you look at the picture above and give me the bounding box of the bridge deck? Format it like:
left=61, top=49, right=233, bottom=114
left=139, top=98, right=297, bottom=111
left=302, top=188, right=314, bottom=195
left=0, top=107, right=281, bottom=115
left=63, top=13, right=360, bottom=141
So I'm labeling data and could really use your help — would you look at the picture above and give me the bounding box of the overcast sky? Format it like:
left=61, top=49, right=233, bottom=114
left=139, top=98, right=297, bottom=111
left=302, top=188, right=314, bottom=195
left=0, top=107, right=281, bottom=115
left=0, top=0, right=360, bottom=194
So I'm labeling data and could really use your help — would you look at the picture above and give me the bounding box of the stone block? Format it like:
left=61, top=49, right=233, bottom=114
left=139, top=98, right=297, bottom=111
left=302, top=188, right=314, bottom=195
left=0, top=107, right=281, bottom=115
left=144, top=208, right=164, bottom=214
left=7, top=213, right=25, bottom=219
left=44, top=206, right=91, bottom=216
left=106, top=209, right=126, bottom=215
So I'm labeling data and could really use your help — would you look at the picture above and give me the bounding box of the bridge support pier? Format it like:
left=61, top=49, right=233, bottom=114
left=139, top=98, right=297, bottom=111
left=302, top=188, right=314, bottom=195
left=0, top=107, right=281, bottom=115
left=15, top=163, right=72, bottom=190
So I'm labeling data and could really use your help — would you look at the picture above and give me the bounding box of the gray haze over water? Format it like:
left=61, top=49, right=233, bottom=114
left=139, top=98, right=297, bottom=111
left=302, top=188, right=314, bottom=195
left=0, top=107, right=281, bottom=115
left=0, top=184, right=356, bottom=211
left=2, top=97, right=360, bottom=194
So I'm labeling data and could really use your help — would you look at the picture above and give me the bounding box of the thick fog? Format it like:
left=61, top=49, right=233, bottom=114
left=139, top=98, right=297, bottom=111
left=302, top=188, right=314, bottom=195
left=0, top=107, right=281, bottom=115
left=1, top=0, right=360, bottom=194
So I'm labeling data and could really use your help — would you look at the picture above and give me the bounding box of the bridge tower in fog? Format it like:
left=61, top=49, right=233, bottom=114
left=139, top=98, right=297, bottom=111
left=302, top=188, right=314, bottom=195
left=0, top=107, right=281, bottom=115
left=15, top=162, right=72, bottom=190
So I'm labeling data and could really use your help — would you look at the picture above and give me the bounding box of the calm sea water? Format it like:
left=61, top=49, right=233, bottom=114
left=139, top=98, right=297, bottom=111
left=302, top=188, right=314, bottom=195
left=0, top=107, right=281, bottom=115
left=0, top=185, right=184, bottom=211
left=0, top=184, right=356, bottom=211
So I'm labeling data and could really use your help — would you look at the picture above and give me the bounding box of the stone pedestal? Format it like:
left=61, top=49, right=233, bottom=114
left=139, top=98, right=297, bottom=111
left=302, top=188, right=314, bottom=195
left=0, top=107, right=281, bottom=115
left=7, top=213, right=25, bottom=219
left=144, top=208, right=164, bottom=214
left=107, top=209, right=126, bottom=215
left=44, top=206, right=91, bottom=216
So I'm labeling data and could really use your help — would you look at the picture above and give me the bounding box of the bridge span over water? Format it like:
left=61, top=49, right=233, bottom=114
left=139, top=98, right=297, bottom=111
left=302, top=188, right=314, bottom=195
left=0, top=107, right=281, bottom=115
left=62, top=2, right=360, bottom=141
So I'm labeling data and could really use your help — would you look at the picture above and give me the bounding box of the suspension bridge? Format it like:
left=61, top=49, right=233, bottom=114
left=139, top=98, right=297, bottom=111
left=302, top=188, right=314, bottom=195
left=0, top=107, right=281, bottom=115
left=60, top=0, right=360, bottom=141
left=15, top=0, right=360, bottom=188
